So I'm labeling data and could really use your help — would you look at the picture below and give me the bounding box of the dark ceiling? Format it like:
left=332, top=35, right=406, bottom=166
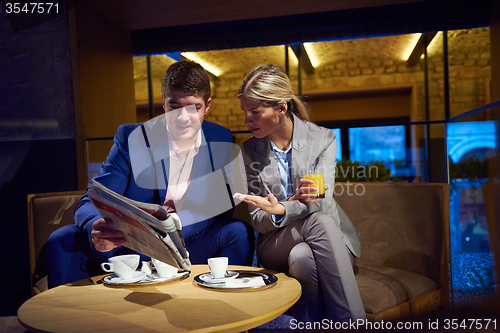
left=130, top=0, right=490, bottom=55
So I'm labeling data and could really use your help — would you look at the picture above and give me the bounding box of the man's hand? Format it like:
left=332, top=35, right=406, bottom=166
left=233, top=192, right=286, bottom=215
left=91, top=218, right=126, bottom=252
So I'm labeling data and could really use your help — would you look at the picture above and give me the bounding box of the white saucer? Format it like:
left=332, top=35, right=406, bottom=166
left=103, top=271, right=146, bottom=284
left=199, top=271, right=239, bottom=284
left=144, top=271, right=189, bottom=283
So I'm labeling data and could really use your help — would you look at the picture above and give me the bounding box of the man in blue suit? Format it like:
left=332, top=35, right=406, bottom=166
left=47, top=60, right=254, bottom=288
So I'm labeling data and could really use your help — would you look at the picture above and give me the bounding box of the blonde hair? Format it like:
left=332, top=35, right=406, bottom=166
left=237, top=64, right=310, bottom=121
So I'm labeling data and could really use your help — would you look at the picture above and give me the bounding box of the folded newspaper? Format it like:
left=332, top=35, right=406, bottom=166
left=87, top=179, right=191, bottom=271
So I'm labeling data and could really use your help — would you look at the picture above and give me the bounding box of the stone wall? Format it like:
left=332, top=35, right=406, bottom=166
left=208, top=72, right=247, bottom=132
left=205, top=28, right=491, bottom=135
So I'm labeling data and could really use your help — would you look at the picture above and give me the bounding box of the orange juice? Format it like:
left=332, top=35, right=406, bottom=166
left=304, top=174, right=325, bottom=198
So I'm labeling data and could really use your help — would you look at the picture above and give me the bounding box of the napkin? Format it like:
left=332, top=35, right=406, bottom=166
left=224, top=276, right=266, bottom=288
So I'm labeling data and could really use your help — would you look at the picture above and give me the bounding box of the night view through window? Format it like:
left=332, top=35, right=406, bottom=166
left=348, top=125, right=406, bottom=176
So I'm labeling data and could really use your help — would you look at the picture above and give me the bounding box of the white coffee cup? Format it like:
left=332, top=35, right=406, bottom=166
left=101, top=254, right=140, bottom=279
left=101, top=254, right=140, bottom=278
left=208, top=257, right=228, bottom=279
left=151, top=258, right=178, bottom=278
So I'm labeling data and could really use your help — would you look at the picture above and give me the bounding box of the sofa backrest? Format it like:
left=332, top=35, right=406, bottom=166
left=334, top=182, right=449, bottom=284
left=27, top=191, right=85, bottom=287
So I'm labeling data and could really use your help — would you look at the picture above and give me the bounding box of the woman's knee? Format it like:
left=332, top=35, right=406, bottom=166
left=288, top=242, right=317, bottom=282
left=304, top=211, right=342, bottom=238
left=309, top=211, right=336, bottom=225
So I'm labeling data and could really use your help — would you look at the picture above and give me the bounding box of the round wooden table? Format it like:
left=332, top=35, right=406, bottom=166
left=18, top=265, right=301, bottom=333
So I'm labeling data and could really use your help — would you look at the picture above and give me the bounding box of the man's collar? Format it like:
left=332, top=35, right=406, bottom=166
left=166, top=126, right=202, bottom=159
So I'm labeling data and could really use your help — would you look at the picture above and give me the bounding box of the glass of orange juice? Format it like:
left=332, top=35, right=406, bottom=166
left=304, top=159, right=325, bottom=198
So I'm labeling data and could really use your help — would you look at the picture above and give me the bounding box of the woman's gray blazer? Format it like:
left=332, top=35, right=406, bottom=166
left=240, top=113, right=361, bottom=259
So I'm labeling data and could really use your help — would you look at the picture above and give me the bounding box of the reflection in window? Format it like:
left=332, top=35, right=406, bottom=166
left=348, top=125, right=406, bottom=176
left=447, top=121, right=497, bottom=163
left=447, top=120, right=497, bottom=297
left=447, top=121, right=497, bottom=253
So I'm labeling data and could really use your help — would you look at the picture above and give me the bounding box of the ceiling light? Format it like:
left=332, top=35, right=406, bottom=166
left=180, top=52, right=222, bottom=76
left=406, top=32, right=438, bottom=65
left=288, top=46, right=299, bottom=65
left=426, top=31, right=443, bottom=55
left=303, top=43, right=319, bottom=67
left=402, top=33, right=422, bottom=61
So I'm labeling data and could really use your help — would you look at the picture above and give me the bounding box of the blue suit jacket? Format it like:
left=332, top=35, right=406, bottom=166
left=75, top=118, right=234, bottom=243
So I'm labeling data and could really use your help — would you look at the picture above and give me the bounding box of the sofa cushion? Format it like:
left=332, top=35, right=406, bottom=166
left=335, top=183, right=444, bottom=283
left=355, top=264, right=438, bottom=314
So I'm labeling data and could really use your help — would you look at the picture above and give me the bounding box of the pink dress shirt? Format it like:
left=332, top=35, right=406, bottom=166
left=163, top=129, right=202, bottom=225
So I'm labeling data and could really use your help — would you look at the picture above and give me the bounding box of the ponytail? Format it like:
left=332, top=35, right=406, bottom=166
left=290, top=95, right=310, bottom=122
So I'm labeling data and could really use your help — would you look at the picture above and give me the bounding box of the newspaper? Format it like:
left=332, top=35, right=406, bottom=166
left=87, top=179, right=191, bottom=271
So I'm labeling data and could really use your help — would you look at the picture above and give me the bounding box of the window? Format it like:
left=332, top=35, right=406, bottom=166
left=447, top=121, right=497, bottom=163
left=348, top=125, right=407, bottom=176
left=331, top=128, right=341, bottom=161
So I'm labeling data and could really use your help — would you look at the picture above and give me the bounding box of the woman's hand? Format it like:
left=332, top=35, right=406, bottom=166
left=288, top=178, right=328, bottom=203
left=233, top=192, right=285, bottom=215
left=91, top=218, right=126, bottom=252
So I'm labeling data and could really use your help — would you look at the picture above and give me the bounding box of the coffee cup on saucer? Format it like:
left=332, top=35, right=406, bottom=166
left=208, top=257, right=228, bottom=279
left=101, top=254, right=140, bottom=279
left=151, top=258, right=178, bottom=278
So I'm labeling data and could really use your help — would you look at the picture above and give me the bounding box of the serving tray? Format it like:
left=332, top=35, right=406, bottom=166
left=194, top=270, right=278, bottom=290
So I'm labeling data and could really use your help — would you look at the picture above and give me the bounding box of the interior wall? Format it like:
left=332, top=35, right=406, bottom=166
left=0, top=10, right=77, bottom=316
left=304, top=88, right=412, bottom=122
left=490, top=0, right=500, bottom=102
left=71, top=2, right=137, bottom=188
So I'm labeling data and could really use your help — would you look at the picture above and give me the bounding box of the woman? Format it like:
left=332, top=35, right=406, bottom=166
left=234, top=64, right=365, bottom=322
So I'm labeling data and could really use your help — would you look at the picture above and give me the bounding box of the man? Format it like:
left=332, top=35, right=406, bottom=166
left=47, top=60, right=254, bottom=288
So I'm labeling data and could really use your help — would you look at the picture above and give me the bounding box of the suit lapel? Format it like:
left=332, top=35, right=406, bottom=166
left=253, top=138, right=282, bottom=196
left=144, top=116, right=170, bottom=166
left=141, top=115, right=170, bottom=201
left=191, top=132, right=213, bottom=180
left=251, top=115, right=314, bottom=197
left=290, top=114, right=313, bottom=188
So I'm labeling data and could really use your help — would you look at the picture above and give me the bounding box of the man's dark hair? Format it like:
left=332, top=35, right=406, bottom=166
left=161, top=60, right=211, bottom=102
